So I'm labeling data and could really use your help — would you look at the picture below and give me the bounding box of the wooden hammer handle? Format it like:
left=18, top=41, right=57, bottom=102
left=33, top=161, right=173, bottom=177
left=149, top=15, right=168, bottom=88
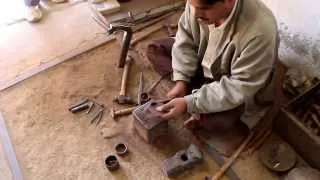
left=116, top=107, right=136, bottom=115
left=120, top=56, right=132, bottom=96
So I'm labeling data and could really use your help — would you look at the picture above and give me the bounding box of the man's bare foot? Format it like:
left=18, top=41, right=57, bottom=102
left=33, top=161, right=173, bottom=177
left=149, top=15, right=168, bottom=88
left=167, top=81, right=188, bottom=99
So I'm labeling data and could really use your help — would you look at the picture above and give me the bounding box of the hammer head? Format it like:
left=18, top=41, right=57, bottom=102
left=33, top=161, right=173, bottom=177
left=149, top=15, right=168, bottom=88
left=107, top=24, right=133, bottom=35
left=113, top=95, right=135, bottom=105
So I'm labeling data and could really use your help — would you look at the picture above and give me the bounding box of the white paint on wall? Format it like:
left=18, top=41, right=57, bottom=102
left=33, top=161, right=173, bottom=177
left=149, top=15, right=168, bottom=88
left=261, top=0, right=320, bottom=78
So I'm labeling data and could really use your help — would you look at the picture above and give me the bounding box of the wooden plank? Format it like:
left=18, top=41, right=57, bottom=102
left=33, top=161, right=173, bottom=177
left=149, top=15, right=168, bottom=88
left=0, top=112, right=23, bottom=180
left=0, top=35, right=115, bottom=91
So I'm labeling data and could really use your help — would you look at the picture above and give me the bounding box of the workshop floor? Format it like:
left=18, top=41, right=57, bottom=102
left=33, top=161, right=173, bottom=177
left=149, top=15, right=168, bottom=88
left=0, top=33, right=279, bottom=180
left=0, top=1, right=280, bottom=180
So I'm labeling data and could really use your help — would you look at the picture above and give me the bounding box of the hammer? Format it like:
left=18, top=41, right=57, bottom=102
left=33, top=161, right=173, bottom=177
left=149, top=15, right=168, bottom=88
left=113, top=56, right=135, bottom=105
left=107, top=24, right=133, bottom=68
left=110, top=107, right=136, bottom=119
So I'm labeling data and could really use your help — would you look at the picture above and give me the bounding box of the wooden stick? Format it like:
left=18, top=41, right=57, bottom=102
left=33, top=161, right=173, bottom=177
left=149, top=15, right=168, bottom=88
left=212, top=132, right=254, bottom=180
left=119, top=56, right=132, bottom=96
left=245, top=130, right=265, bottom=151
left=183, top=116, right=197, bottom=127
left=246, top=130, right=272, bottom=156
left=310, top=113, right=320, bottom=129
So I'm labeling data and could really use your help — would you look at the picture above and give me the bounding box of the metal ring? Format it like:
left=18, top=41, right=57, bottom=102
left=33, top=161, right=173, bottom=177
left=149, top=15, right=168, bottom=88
left=105, top=155, right=119, bottom=171
left=115, top=143, right=128, bottom=156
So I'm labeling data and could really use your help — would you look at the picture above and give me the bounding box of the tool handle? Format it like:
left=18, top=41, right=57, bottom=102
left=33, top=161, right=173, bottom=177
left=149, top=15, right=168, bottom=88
left=212, top=132, right=254, bottom=180
left=138, top=72, right=144, bottom=105
left=116, top=107, right=136, bottom=115
left=120, top=56, right=132, bottom=96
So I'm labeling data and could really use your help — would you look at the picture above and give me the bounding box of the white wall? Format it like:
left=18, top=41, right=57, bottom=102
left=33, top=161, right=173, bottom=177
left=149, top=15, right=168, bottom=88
left=262, top=0, right=320, bottom=78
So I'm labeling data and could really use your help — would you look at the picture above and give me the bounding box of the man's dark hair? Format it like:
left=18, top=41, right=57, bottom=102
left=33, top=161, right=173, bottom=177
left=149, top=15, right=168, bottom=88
left=200, top=0, right=223, bottom=6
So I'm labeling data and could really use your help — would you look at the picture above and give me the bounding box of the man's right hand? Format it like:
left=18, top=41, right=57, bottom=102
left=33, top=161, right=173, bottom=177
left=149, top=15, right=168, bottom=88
left=167, top=81, right=189, bottom=99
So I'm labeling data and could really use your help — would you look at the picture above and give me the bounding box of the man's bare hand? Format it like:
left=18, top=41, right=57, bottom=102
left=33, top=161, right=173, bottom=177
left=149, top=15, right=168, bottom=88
left=167, top=81, right=188, bottom=99
left=156, top=98, right=187, bottom=119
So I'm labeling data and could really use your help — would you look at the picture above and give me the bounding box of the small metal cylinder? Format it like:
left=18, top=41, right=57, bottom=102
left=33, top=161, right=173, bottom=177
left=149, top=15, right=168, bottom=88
left=105, top=155, right=120, bottom=171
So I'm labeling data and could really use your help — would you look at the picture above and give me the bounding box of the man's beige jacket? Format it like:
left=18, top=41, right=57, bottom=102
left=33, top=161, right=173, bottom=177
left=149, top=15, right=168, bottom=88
left=172, top=0, right=279, bottom=129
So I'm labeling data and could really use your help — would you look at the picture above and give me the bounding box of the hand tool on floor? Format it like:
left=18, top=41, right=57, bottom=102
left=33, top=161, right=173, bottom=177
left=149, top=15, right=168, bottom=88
left=68, top=98, right=89, bottom=112
left=107, top=24, right=133, bottom=68
left=70, top=101, right=90, bottom=113
left=137, top=72, right=150, bottom=105
left=146, top=71, right=171, bottom=94
left=91, top=107, right=104, bottom=126
left=110, top=106, right=136, bottom=119
left=113, top=56, right=135, bottom=105
left=137, top=72, right=170, bottom=105
left=86, top=102, right=95, bottom=114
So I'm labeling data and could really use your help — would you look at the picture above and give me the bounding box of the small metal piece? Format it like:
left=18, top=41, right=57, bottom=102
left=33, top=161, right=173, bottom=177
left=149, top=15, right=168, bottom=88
left=70, top=102, right=90, bottom=113
left=115, top=143, right=128, bottom=156
left=137, top=72, right=144, bottom=105
left=105, top=155, right=120, bottom=171
left=146, top=71, right=171, bottom=94
left=91, top=109, right=104, bottom=124
left=95, top=110, right=104, bottom=126
left=140, top=92, right=150, bottom=104
left=68, top=98, right=89, bottom=111
left=137, top=72, right=169, bottom=106
left=86, top=102, right=94, bottom=114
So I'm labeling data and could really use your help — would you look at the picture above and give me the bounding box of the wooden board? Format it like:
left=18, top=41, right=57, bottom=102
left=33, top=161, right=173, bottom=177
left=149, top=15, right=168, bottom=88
left=0, top=112, right=22, bottom=180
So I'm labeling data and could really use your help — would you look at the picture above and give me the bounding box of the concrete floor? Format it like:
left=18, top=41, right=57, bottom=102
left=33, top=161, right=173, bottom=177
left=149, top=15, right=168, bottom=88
left=0, top=1, right=111, bottom=90
left=0, top=0, right=295, bottom=179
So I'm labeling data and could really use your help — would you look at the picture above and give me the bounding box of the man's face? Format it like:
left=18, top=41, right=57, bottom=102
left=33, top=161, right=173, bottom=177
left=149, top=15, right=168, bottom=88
left=190, top=0, right=229, bottom=25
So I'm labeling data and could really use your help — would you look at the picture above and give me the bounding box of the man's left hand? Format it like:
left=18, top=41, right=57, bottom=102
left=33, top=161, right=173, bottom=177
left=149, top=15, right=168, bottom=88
left=156, top=98, right=187, bottom=119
